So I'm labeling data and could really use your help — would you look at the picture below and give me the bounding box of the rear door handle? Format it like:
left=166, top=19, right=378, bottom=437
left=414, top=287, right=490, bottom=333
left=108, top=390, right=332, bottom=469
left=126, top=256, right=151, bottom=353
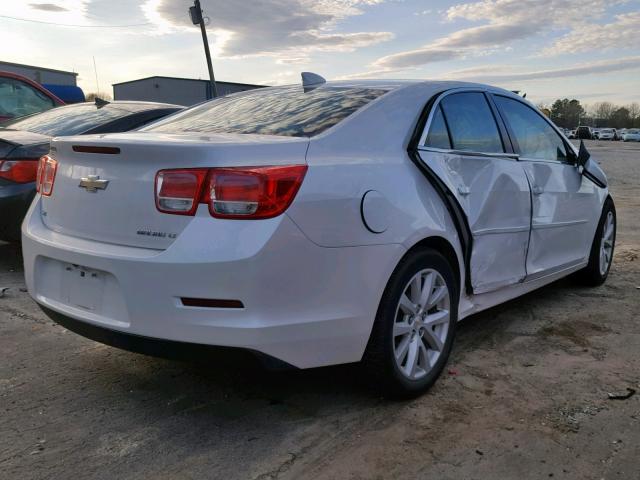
left=532, top=185, right=543, bottom=195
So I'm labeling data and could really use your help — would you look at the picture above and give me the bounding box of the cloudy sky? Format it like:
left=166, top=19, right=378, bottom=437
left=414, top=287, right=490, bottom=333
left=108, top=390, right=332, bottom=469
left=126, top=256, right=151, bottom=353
left=1, top=0, right=639, bottom=104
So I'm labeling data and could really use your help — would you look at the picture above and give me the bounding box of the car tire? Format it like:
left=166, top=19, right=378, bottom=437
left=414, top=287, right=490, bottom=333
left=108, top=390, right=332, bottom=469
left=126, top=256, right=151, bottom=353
left=361, top=248, right=458, bottom=398
left=574, top=198, right=616, bottom=287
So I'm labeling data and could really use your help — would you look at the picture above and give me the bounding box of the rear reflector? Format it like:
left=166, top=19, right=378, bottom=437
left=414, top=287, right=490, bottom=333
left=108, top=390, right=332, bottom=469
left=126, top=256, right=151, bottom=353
left=0, top=159, right=39, bottom=183
left=72, top=146, right=121, bottom=154
left=180, top=297, right=244, bottom=309
left=36, top=155, right=58, bottom=196
left=154, top=165, right=307, bottom=219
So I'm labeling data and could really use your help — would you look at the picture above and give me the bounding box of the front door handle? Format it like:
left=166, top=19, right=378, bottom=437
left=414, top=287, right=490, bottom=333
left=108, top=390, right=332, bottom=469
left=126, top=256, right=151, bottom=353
left=532, top=185, right=544, bottom=195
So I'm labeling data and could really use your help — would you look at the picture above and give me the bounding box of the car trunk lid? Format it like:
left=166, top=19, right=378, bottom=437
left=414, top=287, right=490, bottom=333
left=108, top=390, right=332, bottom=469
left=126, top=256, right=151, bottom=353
left=41, top=132, right=309, bottom=249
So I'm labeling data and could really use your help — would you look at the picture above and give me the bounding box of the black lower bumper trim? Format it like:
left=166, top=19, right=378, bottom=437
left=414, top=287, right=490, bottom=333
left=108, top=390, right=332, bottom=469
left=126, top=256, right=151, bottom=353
left=39, top=305, right=295, bottom=370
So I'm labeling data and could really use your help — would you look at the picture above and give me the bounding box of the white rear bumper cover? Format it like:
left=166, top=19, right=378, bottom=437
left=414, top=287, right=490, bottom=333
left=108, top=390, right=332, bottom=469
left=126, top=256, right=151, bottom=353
left=22, top=198, right=404, bottom=368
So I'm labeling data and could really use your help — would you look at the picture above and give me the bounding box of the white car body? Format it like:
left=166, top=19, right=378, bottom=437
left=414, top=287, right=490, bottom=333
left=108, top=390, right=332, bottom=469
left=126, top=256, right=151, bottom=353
left=622, top=129, right=640, bottom=141
left=598, top=128, right=615, bottom=140
left=22, top=80, right=611, bottom=373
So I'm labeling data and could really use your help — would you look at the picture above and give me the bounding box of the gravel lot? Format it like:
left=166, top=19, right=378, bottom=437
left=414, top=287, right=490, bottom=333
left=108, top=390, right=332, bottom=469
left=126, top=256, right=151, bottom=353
left=1, top=140, right=639, bottom=480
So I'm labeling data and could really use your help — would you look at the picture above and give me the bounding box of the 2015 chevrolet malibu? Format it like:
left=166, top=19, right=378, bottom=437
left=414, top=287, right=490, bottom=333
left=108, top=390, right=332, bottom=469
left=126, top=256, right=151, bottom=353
left=22, top=76, right=616, bottom=396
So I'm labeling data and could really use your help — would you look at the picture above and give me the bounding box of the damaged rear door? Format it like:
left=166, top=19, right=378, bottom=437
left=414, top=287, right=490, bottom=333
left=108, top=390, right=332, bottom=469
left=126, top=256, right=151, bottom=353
left=415, top=90, right=531, bottom=294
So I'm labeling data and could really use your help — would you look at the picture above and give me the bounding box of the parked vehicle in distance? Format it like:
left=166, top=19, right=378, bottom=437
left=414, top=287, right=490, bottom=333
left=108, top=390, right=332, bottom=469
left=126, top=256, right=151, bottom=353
left=598, top=128, right=615, bottom=140
left=577, top=126, right=594, bottom=139
left=21, top=77, right=615, bottom=397
left=0, top=100, right=181, bottom=242
left=0, top=71, right=64, bottom=121
left=568, top=129, right=577, bottom=139
left=617, top=128, right=627, bottom=140
left=622, top=129, right=640, bottom=141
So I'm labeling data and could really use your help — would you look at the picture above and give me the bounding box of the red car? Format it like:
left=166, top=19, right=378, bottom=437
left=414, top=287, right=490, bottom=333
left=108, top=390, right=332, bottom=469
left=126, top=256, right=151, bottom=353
left=0, top=71, right=64, bottom=122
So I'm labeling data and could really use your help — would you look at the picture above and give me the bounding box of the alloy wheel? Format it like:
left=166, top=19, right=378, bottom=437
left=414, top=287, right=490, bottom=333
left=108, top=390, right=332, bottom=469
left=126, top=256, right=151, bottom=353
left=599, top=211, right=615, bottom=276
left=393, top=269, right=450, bottom=380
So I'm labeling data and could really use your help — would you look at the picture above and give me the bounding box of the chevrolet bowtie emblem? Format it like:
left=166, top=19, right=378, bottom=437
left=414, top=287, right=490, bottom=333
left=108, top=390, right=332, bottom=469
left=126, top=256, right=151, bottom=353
left=79, top=175, right=109, bottom=192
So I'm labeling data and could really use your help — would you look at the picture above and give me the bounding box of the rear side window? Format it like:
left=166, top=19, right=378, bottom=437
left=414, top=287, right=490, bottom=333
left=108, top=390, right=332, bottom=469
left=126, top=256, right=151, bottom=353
left=424, top=105, right=451, bottom=149
left=0, top=77, right=55, bottom=119
left=440, top=92, right=504, bottom=153
left=494, top=96, right=567, bottom=162
left=143, top=86, right=388, bottom=137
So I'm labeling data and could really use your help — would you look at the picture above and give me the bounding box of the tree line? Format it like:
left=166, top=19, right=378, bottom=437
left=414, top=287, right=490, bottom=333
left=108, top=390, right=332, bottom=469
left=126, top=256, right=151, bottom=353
left=539, top=99, right=640, bottom=129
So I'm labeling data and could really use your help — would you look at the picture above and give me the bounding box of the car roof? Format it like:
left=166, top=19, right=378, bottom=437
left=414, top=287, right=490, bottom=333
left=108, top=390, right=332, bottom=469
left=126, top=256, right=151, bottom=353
left=267, top=79, right=517, bottom=96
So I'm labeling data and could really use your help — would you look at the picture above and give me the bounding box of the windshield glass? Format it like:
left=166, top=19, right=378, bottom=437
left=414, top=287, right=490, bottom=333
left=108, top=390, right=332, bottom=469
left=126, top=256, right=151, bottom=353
left=0, top=103, right=154, bottom=136
left=142, top=86, right=388, bottom=137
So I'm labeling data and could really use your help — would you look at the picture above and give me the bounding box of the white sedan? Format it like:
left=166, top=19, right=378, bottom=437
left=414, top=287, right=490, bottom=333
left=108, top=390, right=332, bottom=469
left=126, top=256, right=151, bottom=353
left=598, top=128, right=615, bottom=140
left=622, top=129, right=640, bottom=141
left=22, top=75, right=616, bottom=397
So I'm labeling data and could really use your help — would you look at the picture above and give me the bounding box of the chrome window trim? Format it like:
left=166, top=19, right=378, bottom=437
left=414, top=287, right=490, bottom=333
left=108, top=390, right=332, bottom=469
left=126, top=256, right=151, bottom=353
left=418, top=87, right=509, bottom=156
left=417, top=145, right=519, bottom=160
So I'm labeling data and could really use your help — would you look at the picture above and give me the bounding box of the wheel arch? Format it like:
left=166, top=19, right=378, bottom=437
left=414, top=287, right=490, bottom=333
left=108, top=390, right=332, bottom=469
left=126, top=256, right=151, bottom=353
left=402, top=236, right=462, bottom=299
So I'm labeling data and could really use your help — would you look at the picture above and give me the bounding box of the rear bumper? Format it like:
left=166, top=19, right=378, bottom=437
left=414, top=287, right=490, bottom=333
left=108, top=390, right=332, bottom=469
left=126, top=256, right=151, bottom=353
left=38, top=304, right=293, bottom=368
left=22, top=197, right=404, bottom=368
left=0, top=181, right=35, bottom=240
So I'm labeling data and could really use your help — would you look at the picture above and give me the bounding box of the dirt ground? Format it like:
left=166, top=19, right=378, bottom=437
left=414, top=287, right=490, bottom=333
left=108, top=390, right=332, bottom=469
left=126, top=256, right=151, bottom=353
left=1, top=140, right=639, bottom=480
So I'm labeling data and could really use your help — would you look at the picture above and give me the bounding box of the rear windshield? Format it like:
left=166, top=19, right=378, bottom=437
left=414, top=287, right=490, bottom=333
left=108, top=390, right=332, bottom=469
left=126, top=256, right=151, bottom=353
left=0, top=103, right=158, bottom=136
left=142, top=86, right=388, bottom=137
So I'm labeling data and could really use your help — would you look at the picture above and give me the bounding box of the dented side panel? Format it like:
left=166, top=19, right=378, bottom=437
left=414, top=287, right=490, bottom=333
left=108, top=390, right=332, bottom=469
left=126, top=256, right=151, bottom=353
left=418, top=149, right=531, bottom=293
left=520, top=160, right=602, bottom=278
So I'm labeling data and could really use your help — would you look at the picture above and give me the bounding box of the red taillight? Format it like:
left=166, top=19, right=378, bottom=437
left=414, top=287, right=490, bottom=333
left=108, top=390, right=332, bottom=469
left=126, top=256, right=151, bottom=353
left=36, top=155, right=58, bottom=196
left=154, top=165, right=307, bottom=219
left=0, top=159, right=39, bottom=183
left=207, top=165, right=308, bottom=219
left=155, top=168, right=208, bottom=215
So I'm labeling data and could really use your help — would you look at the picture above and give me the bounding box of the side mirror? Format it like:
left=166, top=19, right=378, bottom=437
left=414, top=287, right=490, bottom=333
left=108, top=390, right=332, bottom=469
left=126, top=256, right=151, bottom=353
left=575, top=140, right=607, bottom=188
left=576, top=140, right=590, bottom=167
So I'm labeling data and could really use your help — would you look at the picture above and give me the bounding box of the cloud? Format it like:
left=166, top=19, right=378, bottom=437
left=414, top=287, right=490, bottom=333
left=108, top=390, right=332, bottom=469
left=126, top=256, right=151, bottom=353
left=542, top=12, right=640, bottom=56
left=442, top=56, right=640, bottom=83
left=370, top=0, right=626, bottom=70
left=141, top=0, right=392, bottom=58
left=29, top=3, right=69, bottom=11
left=373, top=21, right=541, bottom=69
left=374, top=48, right=463, bottom=69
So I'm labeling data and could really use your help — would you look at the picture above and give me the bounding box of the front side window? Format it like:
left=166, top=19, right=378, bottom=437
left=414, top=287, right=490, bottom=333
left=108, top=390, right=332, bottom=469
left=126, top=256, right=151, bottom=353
left=143, top=86, right=388, bottom=138
left=439, top=92, right=504, bottom=153
left=494, top=96, right=568, bottom=162
left=424, top=105, right=451, bottom=149
left=0, top=78, right=55, bottom=119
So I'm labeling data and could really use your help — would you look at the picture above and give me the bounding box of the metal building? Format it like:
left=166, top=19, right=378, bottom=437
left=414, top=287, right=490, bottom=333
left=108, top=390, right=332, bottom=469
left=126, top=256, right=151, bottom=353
left=0, top=60, right=78, bottom=86
left=112, top=76, right=265, bottom=106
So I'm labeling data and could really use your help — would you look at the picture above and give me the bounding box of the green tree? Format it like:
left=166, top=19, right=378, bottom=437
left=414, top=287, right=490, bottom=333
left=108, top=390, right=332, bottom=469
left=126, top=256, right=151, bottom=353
left=610, top=107, right=630, bottom=129
left=550, top=98, right=585, bottom=128
left=628, top=103, right=640, bottom=128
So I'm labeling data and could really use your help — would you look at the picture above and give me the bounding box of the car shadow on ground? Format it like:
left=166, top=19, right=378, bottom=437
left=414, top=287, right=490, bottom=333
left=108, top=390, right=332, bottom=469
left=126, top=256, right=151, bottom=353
left=81, top=286, right=573, bottom=409
left=0, top=239, right=587, bottom=409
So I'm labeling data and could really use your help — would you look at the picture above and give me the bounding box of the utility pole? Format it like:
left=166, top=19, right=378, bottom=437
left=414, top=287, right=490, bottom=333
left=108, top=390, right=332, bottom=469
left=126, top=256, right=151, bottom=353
left=189, top=0, right=218, bottom=99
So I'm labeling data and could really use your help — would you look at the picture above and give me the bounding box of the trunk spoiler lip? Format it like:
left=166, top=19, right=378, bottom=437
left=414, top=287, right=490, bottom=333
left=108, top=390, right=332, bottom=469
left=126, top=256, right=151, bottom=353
left=53, top=131, right=311, bottom=148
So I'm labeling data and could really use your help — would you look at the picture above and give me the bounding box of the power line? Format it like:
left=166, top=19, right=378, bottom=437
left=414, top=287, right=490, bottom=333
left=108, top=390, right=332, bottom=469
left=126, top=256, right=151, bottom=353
left=0, top=14, right=151, bottom=28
